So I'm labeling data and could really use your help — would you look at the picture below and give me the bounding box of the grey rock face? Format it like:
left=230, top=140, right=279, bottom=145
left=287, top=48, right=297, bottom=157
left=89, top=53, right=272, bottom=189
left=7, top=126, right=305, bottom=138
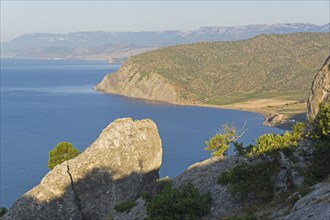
left=278, top=182, right=330, bottom=220
left=307, top=55, right=330, bottom=120
left=2, top=118, right=162, bottom=220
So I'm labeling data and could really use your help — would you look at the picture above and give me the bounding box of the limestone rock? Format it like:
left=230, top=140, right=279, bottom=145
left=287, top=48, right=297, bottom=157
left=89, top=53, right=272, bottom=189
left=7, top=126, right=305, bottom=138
left=277, top=182, right=330, bottom=220
left=307, top=55, right=330, bottom=120
left=95, top=59, right=179, bottom=104
left=2, top=118, right=162, bottom=220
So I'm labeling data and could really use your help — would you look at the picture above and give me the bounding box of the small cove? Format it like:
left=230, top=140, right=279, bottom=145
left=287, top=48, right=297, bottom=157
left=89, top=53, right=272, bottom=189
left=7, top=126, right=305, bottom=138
left=0, top=59, right=283, bottom=207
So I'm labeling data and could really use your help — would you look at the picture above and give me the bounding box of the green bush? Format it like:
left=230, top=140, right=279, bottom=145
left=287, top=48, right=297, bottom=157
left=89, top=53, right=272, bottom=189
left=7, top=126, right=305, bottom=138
left=114, top=200, right=136, bottom=213
left=291, top=122, right=306, bottom=141
left=0, top=207, right=7, bottom=217
left=205, top=124, right=246, bottom=157
left=312, top=100, right=330, bottom=141
left=305, top=101, right=330, bottom=185
left=218, top=162, right=278, bottom=202
left=140, top=191, right=152, bottom=202
left=305, top=140, right=330, bottom=185
left=146, top=183, right=211, bottom=220
left=245, top=122, right=306, bottom=158
left=48, top=142, right=80, bottom=170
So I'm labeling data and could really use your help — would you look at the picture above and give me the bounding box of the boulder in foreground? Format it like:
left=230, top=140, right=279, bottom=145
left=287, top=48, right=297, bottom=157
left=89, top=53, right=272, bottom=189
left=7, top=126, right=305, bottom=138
left=3, top=118, right=162, bottom=220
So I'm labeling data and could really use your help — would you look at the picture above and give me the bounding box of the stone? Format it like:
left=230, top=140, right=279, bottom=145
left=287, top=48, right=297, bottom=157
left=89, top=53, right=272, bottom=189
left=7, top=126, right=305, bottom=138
left=2, top=118, right=162, bottom=220
left=277, top=182, right=330, bottom=220
left=307, top=55, right=330, bottom=120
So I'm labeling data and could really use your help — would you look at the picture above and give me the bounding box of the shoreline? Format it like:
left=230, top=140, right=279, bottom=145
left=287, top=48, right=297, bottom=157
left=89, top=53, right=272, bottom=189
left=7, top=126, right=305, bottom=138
left=95, top=88, right=304, bottom=130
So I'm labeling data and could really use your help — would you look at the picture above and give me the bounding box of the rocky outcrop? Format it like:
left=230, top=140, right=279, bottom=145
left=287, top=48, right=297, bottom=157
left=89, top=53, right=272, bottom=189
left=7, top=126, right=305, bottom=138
left=307, top=55, right=330, bottom=120
left=2, top=118, right=162, bottom=220
left=95, top=59, right=179, bottom=104
left=277, top=182, right=330, bottom=220
left=173, top=156, right=247, bottom=219
left=112, top=156, right=247, bottom=220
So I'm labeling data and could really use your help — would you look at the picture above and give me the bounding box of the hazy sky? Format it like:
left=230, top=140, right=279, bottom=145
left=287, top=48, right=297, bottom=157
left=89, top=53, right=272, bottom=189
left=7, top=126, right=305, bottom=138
left=1, top=0, right=329, bottom=42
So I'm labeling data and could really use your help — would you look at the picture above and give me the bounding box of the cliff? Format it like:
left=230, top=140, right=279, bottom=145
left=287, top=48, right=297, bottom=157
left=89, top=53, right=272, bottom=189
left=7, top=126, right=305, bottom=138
left=2, top=118, right=162, bottom=220
left=307, top=55, right=330, bottom=120
left=95, top=59, right=179, bottom=104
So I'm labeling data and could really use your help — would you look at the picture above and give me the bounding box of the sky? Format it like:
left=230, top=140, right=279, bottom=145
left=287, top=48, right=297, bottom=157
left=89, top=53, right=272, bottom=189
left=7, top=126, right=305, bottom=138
left=1, top=0, right=329, bottom=42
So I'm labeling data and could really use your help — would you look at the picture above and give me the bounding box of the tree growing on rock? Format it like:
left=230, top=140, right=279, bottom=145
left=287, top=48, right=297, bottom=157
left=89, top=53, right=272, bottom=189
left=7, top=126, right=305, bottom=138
left=205, top=123, right=247, bottom=157
left=48, top=142, right=80, bottom=170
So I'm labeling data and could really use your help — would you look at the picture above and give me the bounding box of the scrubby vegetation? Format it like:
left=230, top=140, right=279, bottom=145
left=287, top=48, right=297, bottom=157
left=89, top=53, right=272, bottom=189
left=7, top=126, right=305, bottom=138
left=48, top=142, right=80, bottom=170
left=145, top=181, right=211, bottom=220
left=305, top=101, right=330, bottom=184
left=129, top=33, right=328, bottom=105
left=214, top=100, right=330, bottom=211
left=245, top=122, right=306, bottom=158
left=0, top=207, right=7, bottom=217
left=218, top=161, right=278, bottom=202
left=114, top=200, right=136, bottom=213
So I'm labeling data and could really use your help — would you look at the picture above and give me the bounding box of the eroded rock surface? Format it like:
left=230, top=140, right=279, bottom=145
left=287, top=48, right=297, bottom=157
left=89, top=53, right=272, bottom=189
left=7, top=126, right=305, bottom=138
left=2, top=118, right=162, bottom=220
left=277, top=182, right=330, bottom=220
left=307, top=55, right=330, bottom=120
left=95, top=59, right=179, bottom=104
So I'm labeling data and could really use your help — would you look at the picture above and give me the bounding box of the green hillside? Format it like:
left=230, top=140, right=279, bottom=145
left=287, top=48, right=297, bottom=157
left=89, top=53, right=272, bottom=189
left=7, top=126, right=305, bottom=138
left=129, top=33, right=329, bottom=105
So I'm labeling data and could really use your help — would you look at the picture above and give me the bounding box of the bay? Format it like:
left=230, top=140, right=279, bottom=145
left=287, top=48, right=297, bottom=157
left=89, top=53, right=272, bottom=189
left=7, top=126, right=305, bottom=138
left=0, top=59, right=282, bottom=208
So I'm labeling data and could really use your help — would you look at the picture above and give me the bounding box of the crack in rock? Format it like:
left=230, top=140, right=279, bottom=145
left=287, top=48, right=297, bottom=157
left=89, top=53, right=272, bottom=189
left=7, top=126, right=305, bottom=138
left=66, top=165, right=88, bottom=220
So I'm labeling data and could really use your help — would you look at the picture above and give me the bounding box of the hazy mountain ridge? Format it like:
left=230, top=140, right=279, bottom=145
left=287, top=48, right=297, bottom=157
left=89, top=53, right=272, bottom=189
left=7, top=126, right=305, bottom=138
left=1, top=22, right=329, bottom=61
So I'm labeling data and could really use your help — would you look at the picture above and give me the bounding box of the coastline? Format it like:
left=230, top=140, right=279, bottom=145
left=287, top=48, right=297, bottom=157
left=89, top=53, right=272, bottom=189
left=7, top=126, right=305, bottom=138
left=95, top=88, right=305, bottom=130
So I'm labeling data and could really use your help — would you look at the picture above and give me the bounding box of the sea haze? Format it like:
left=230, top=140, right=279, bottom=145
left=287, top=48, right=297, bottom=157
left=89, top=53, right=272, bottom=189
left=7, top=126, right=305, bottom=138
left=0, top=59, right=282, bottom=207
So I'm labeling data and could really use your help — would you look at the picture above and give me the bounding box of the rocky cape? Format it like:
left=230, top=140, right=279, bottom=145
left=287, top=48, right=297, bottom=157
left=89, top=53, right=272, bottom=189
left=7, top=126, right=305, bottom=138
left=2, top=118, right=162, bottom=220
left=95, top=33, right=330, bottom=127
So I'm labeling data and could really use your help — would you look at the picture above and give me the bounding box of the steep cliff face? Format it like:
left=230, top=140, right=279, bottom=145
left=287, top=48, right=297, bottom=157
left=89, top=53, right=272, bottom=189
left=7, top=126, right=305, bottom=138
left=95, top=59, right=179, bottom=104
left=3, top=118, right=162, bottom=220
left=307, top=55, right=330, bottom=120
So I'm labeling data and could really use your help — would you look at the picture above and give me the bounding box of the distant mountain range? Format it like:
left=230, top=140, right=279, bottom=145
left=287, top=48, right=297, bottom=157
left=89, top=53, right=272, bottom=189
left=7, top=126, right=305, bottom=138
left=1, top=23, right=329, bottom=62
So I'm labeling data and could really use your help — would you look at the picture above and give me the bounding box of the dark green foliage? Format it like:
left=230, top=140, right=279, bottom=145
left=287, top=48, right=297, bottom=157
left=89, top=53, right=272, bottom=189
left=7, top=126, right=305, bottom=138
left=146, top=183, right=211, bottom=220
left=0, top=207, right=7, bottom=217
left=234, top=142, right=254, bottom=157
left=305, top=140, right=330, bottom=185
left=140, top=191, right=152, bottom=202
left=114, top=200, right=136, bottom=213
left=48, top=142, right=80, bottom=170
left=305, top=101, right=330, bottom=185
left=225, top=214, right=258, bottom=220
left=218, top=162, right=278, bottom=201
left=312, top=100, right=330, bottom=141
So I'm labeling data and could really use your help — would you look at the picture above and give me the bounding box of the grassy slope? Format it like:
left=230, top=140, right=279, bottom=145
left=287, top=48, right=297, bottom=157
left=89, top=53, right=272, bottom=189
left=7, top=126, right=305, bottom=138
left=127, top=33, right=330, bottom=121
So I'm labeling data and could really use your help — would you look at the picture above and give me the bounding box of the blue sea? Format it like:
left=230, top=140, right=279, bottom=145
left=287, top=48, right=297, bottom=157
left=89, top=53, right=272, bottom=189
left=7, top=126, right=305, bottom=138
left=0, top=59, right=282, bottom=208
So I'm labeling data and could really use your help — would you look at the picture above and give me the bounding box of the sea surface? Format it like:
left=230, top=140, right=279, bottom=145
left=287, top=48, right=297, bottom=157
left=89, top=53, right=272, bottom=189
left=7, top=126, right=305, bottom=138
left=0, top=59, right=282, bottom=208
